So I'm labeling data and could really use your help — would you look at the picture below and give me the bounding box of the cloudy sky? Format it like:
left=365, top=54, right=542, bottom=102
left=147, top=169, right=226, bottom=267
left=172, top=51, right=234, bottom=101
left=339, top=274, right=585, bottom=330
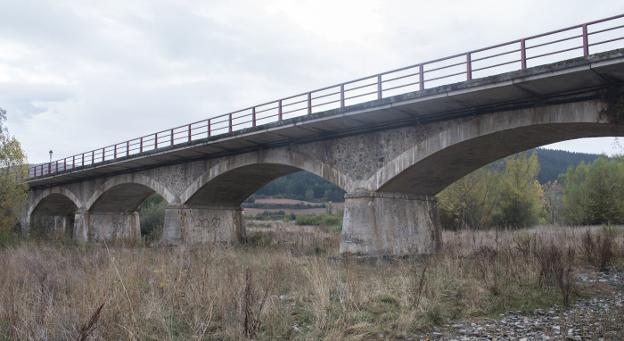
left=1, top=0, right=623, bottom=163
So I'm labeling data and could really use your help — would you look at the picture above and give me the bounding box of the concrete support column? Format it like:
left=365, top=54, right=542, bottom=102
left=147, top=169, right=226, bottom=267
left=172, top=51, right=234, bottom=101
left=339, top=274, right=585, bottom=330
left=340, top=191, right=441, bottom=257
left=73, top=209, right=89, bottom=243
left=88, top=211, right=141, bottom=242
left=162, top=205, right=245, bottom=245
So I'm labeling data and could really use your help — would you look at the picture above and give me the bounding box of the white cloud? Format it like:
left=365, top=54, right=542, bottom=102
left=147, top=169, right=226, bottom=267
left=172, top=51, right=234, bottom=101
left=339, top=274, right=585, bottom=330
left=1, top=0, right=623, bottom=162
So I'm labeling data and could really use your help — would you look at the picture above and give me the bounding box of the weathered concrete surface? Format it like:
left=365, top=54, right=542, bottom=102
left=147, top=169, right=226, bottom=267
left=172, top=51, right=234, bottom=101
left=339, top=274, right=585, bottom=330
left=22, top=50, right=624, bottom=255
left=340, top=192, right=441, bottom=256
left=163, top=206, right=244, bottom=245
left=88, top=212, right=141, bottom=242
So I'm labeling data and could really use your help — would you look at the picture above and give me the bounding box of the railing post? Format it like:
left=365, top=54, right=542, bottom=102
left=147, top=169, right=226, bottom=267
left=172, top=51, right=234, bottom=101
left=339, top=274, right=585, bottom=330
left=188, top=124, right=192, bottom=142
left=520, top=39, right=527, bottom=70
left=419, top=64, right=425, bottom=90
left=252, top=107, right=256, bottom=127
left=91, top=150, right=94, bottom=165
left=63, top=158, right=66, bottom=171
left=126, top=141, right=130, bottom=156
left=582, top=24, right=589, bottom=59
left=113, top=144, right=117, bottom=159
left=207, top=119, right=211, bottom=137
left=140, top=137, right=144, bottom=153
left=340, top=84, right=345, bottom=108
left=154, top=133, right=158, bottom=149
left=72, top=155, right=75, bottom=169
left=81, top=153, right=84, bottom=167
left=55, top=160, right=58, bottom=173
left=48, top=162, right=51, bottom=174
left=102, top=147, right=105, bottom=162
left=377, top=74, right=382, bottom=99
left=307, top=92, right=312, bottom=114
left=229, top=113, right=233, bottom=133
left=466, top=53, right=472, bottom=81
left=278, top=100, right=283, bottom=121
left=170, top=129, right=174, bottom=146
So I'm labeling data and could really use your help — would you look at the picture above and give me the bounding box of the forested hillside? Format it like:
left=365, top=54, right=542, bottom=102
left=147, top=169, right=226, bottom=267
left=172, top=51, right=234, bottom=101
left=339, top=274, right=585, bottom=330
left=254, top=148, right=604, bottom=202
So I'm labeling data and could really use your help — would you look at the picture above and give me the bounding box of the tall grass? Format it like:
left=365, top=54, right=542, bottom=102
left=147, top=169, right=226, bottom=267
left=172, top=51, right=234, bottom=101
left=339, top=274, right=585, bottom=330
left=0, top=226, right=622, bottom=339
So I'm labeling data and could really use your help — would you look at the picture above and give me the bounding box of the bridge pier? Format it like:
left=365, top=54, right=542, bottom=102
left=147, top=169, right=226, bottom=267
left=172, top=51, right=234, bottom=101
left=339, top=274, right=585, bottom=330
left=88, top=212, right=141, bottom=242
left=340, top=191, right=441, bottom=257
left=162, top=206, right=245, bottom=245
left=73, top=209, right=89, bottom=242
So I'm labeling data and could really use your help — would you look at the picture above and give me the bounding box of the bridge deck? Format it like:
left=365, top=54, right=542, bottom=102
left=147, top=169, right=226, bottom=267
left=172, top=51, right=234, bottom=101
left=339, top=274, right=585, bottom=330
left=27, top=49, right=624, bottom=188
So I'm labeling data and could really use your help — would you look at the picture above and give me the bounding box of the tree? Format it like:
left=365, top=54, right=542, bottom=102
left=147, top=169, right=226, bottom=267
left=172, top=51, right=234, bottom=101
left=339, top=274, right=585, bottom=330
left=562, top=157, right=624, bottom=225
left=492, top=152, right=544, bottom=228
left=0, top=108, right=28, bottom=242
left=437, top=152, right=544, bottom=230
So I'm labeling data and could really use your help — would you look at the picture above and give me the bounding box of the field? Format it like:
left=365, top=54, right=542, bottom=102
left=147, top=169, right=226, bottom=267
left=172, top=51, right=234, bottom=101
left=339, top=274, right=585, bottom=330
left=0, top=224, right=623, bottom=340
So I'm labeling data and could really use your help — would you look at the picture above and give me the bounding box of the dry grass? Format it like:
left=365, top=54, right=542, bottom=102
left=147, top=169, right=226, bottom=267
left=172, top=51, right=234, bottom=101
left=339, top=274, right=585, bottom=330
left=0, top=226, right=623, bottom=340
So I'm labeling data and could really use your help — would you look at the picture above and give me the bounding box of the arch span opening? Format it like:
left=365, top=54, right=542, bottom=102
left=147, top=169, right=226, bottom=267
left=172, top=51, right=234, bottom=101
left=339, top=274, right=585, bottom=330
left=88, top=183, right=170, bottom=243
left=30, top=193, right=78, bottom=240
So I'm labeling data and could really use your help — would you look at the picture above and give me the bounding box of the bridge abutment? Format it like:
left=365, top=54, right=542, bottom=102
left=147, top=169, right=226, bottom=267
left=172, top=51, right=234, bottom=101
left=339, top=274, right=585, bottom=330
left=340, top=191, right=441, bottom=257
left=162, top=206, right=245, bottom=245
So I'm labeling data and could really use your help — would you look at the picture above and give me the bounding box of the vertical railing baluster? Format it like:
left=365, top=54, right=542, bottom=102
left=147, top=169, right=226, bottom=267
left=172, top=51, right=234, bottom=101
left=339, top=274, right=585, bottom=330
left=207, top=119, right=211, bottom=137
left=278, top=100, right=283, bottom=121
left=81, top=153, right=84, bottom=167
left=63, top=158, right=66, bottom=171
left=377, top=74, right=382, bottom=100
left=252, top=107, right=256, bottom=127
left=307, top=92, right=312, bottom=114
left=520, top=39, right=527, bottom=70
left=102, top=148, right=105, bottom=162
left=170, top=129, right=174, bottom=146
left=229, top=113, right=233, bottom=133
left=188, top=124, right=192, bottom=142
left=154, top=133, right=158, bottom=149
left=126, top=141, right=130, bottom=156
left=140, top=137, right=144, bottom=153
left=340, top=84, right=345, bottom=108
left=582, top=24, right=589, bottom=58
left=72, top=155, right=75, bottom=169
left=466, top=53, right=472, bottom=81
left=91, top=150, right=94, bottom=165
left=114, top=144, right=117, bottom=159
left=419, top=64, right=425, bottom=90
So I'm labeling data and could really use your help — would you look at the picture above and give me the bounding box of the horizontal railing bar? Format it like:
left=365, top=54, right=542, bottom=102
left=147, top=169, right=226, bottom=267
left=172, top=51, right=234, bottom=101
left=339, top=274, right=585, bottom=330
left=588, top=36, right=624, bottom=47
left=344, top=89, right=379, bottom=101
left=424, top=70, right=468, bottom=83
left=381, top=80, right=421, bottom=93
left=526, top=34, right=583, bottom=50
left=525, top=45, right=583, bottom=60
left=471, top=48, right=521, bottom=63
left=471, top=59, right=521, bottom=73
left=588, top=24, right=624, bottom=36
left=311, top=89, right=341, bottom=101
left=382, top=71, right=420, bottom=83
left=424, top=60, right=467, bottom=73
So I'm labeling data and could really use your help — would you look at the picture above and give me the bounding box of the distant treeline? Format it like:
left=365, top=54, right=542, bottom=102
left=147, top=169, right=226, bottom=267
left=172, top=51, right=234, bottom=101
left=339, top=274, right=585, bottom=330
left=254, top=148, right=602, bottom=202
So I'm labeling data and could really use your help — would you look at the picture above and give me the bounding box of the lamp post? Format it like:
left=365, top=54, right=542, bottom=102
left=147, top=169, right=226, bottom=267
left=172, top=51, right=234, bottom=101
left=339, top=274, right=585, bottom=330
left=49, top=150, right=53, bottom=162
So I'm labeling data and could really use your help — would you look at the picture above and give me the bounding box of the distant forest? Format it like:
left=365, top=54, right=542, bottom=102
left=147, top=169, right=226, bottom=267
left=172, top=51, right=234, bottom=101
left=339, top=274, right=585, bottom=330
left=254, top=148, right=604, bottom=202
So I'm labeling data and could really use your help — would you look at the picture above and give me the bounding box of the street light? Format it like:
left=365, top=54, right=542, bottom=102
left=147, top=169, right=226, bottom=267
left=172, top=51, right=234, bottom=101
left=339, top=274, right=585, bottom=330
left=49, top=150, right=53, bottom=163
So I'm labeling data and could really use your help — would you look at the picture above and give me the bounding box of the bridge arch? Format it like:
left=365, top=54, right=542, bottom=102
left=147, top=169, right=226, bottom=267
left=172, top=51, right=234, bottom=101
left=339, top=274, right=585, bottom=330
left=86, top=174, right=177, bottom=211
left=27, top=188, right=82, bottom=239
left=180, top=150, right=352, bottom=206
left=369, top=99, right=624, bottom=195
left=27, top=187, right=82, bottom=223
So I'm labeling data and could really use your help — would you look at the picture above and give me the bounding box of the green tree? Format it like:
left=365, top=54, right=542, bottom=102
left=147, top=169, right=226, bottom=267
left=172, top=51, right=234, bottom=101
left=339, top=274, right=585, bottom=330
left=437, top=152, right=544, bottom=230
left=437, top=167, right=501, bottom=230
left=562, top=157, right=624, bottom=225
left=492, top=152, right=544, bottom=228
left=0, top=108, right=28, bottom=243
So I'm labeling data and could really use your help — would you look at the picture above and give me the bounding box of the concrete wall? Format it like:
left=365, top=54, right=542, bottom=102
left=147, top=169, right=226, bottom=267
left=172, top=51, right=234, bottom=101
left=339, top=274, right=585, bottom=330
left=24, top=96, right=624, bottom=255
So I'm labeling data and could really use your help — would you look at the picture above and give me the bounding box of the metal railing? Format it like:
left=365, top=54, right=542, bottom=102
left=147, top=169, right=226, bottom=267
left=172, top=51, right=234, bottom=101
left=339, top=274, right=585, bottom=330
left=28, top=14, right=624, bottom=179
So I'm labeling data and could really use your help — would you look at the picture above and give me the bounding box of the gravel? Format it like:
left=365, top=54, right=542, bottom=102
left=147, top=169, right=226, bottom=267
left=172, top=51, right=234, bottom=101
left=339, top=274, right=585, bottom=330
left=415, top=271, right=624, bottom=340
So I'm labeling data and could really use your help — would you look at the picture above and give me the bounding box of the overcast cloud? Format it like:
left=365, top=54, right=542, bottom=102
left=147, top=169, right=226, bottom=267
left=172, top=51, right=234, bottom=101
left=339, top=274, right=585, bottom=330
left=1, top=0, right=623, bottom=163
